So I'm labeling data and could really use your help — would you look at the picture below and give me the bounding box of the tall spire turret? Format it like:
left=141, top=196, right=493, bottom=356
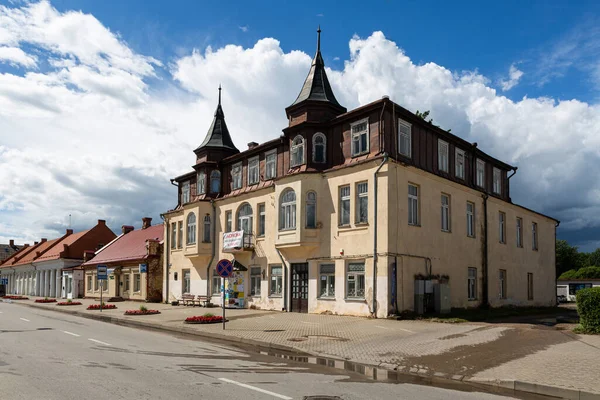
left=194, top=85, right=239, bottom=154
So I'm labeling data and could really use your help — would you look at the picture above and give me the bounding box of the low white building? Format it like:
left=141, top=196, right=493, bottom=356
left=556, top=279, right=600, bottom=302
left=0, top=220, right=116, bottom=298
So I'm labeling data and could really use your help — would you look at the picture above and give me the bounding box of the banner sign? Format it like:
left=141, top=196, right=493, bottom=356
left=222, top=231, right=244, bottom=250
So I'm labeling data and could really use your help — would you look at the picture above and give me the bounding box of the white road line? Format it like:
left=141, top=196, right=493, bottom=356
left=398, top=328, right=415, bottom=333
left=375, top=325, right=390, bottom=330
left=300, top=321, right=319, bottom=325
left=88, top=338, right=111, bottom=346
left=219, top=378, right=292, bottom=400
left=19, top=318, right=30, bottom=322
left=63, top=331, right=80, bottom=337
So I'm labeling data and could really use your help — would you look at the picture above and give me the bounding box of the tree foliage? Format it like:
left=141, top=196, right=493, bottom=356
left=559, top=266, right=600, bottom=280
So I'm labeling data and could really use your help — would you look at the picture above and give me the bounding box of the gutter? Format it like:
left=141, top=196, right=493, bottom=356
left=160, top=214, right=170, bottom=304
left=554, top=220, right=560, bottom=305
left=275, top=248, right=288, bottom=312
left=206, top=200, right=216, bottom=301
left=482, top=193, right=490, bottom=308
left=372, top=153, right=389, bottom=317
left=507, top=167, right=518, bottom=201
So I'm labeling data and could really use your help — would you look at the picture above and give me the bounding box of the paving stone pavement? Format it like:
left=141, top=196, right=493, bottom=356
left=13, top=296, right=600, bottom=395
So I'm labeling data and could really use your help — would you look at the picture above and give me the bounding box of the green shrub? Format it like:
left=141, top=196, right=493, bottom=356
left=203, top=313, right=215, bottom=317
left=139, top=305, right=148, bottom=312
left=575, top=266, right=600, bottom=279
left=559, top=269, right=578, bottom=280
left=576, top=287, right=600, bottom=334
left=67, top=299, right=72, bottom=303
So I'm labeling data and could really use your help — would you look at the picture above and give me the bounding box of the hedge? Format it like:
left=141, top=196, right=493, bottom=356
left=576, top=287, right=600, bottom=334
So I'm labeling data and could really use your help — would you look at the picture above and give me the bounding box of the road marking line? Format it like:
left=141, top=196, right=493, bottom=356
left=300, top=321, right=319, bottom=325
left=398, top=328, right=415, bottom=333
left=218, top=378, right=292, bottom=400
left=63, top=331, right=80, bottom=337
left=20, top=318, right=30, bottom=322
left=88, top=338, right=111, bottom=346
left=375, top=325, right=390, bottom=330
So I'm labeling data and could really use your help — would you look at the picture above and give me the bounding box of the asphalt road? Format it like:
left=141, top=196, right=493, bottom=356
left=0, top=302, right=542, bottom=400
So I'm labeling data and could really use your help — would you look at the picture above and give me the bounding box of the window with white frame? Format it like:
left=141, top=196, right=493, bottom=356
left=398, top=119, right=411, bottom=157
left=134, top=273, right=141, bottom=292
left=265, top=150, right=277, bottom=180
left=94, top=275, right=99, bottom=291
left=124, top=274, right=130, bottom=292
left=225, top=211, right=232, bottom=233
left=212, top=270, right=221, bottom=295
left=177, top=221, right=183, bottom=249
left=499, top=269, right=507, bottom=299
left=441, top=194, right=450, bottom=232
left=319, top=264, right=335, bottom=298
left=468, top=267, right=477, bottom=300
left=248, top=156, right=259, bottom=185
left=250, top=267, right=261, bottom=296
left=532, top=222, right=538, bottom=250
left=87, top=275, right=92, bottom=292
left=210, top=170, right=221, bottom=193
left=186, top=213, right=196, bottom=245
left=351, top=119, right=369, bottom=156
left=516, top=217, right=523, bottom=248
left=279, top=189, right=296, bottom=230
left=258, top=204, right=266, bottom=236
left=203, top=215, right=211, bottom=243
left=313, top=133, right=326, bottom=163
left=339, top=185, right=351, bottom=226
left=356, top=182, right=368, bottom=224
left=237, top=203, right=253, bottom=233
left=182, top=269, right=191, bottom=294
left=306, top=192, right=317, bottom=228
left=455, top=148, right=465, bottom=179
left=493, top=167, right=501, bottom=194
left=467, top=202, right=475, bottom=237
left=408, top=184, right=419, bottom=226
left=197, top=171, right=206, bottom=195
left=181, top=181, right=190, bottom=204
left=231, top=162, right=242, bottom=190
left=476, top=159, right=485, bottom=187
left=438, top=140, right=449, bottom=172
left=270, top=265, right=283, bottom=296
left=499, top=211, right=506, bottom=243
left=170, top=223, right=176, bottom=249
left=346, top=262, right=365, bottom=299
left=291, top=135, right=305, bottom=167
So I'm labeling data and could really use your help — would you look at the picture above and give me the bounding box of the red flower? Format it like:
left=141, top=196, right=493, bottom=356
left=86, top=304, right=117, bottom=310
left=57, top=301, right=82, bottom=306
left=185, top=315, right=225, bottom=323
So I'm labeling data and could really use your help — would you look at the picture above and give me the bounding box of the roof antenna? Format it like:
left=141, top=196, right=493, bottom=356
left=218, top=84, right=222, bottom=106
left=317, top=25, right=321, bottom=53
left=68, top=214, right=72, bottom=229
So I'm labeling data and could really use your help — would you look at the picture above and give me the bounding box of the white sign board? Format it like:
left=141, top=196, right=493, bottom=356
left=222, top=231, right=244, bottom=250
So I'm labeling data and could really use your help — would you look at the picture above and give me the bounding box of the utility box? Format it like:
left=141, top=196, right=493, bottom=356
left=414, top=280, right=425, bottom=315
left=434, top=282, right=451, bottom=314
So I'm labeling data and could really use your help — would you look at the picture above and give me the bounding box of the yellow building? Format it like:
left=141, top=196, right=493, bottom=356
left=162, top=29, right=558, bottom=317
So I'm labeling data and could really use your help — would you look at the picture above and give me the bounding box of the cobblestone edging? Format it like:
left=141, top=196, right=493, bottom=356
left=15, top=301, right=600, bottom=400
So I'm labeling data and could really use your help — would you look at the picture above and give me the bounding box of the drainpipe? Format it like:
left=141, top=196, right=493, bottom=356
left=275, top=248, right=288, bottom=312
left=160, top=214, right=170, bottom=304
left=206, top=200, right=216, bottom=301
left=379, top=97, right=387, bottom=153
left=554, top=220, right=560, bottom=305
left=482, top=194, right=489, bottom=308
left=372, top=153, right=389, bottom=317
left=507, top=167, right=518, bottom=201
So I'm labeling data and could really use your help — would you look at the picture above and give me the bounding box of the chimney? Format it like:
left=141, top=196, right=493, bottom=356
left=83, top=250, right=96, bottom=262
left=247, top=142, right=259, bottom=150
left=122, top=225, right=134, bottom=234
left=66, top=229, right=73, bottom=235
left=98, top=219, right=106, bottom=226
left=41, top=238, right=47, bottom=243
left=142, top=217, right=152, bottom=230
left=9, top=239, right=14, bottom=247
left=34, top=241, right=39, bottom=245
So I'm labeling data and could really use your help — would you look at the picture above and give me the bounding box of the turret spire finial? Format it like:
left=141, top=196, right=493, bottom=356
left=218, top=84, right=222, bottom=106
left=317, top=25, right=321, bottom=53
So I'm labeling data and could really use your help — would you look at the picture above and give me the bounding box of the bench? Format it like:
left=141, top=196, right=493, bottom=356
left=180, top=293, right=195, bottom=306
left=194, top=295, right=210, bottom=307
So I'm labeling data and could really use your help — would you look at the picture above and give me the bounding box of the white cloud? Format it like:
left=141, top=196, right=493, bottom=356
left=238, top=25, right=248, bottom=33
left=499, top=63, right=524, bottom=91
left=0, top=45, right=36, bottom=67
left=1, top=2, right=599, bottom=251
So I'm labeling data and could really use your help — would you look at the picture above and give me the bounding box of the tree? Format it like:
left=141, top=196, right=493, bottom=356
left=556, top=240, right=584, bottom=276
left=588, top=248, right=600, bottom=267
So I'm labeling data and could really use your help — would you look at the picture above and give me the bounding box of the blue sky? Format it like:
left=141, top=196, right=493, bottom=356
left=1, top=0, right=600, bottom=252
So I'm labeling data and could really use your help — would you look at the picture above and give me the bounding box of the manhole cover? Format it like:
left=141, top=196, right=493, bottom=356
left=303, top=396, right=343, bottom=400
left=263, top=329, right=285, bottom=332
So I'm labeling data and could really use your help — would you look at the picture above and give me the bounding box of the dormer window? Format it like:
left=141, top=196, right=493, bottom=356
left=313, top=133, right=326, bottom=163
left=438, top=140, right=449, bottom=172
left=351, top=119, right=369, bottom=157
left=197, top=171, right=206, bottom=195
left=248, top=156, right=259, bottom=185
left=493, top=167, right=501, bottom=195
left=291, top=135, right=305, bottom=167
left=210, top=170, right=221, bottom=193
left=455, top=148, right=465, bottom=179
left=232, top=162, right=242, bottom=190
left=265, top=150, right=277, bottom=180
left=181, top=181, right=190, bottom=204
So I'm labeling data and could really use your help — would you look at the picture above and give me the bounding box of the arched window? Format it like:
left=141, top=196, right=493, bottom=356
left=203, top=215, right=211, bottom=243
left=306, top=191, right=317, bottom=228
left=186, top=213, right=196, bottom=245
left=237, top=203, right=253, bottom=233
left=210, top=170, right=221, bottom=193
left=279, top=189, right=296, bottom=230
left=197, top=171, right=206, bottom=195
left=291, top=135, right=305, bottom=167
left=313, top=133, right=326, bottom=163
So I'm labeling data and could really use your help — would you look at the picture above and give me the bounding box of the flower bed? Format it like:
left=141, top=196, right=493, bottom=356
left=57, top=301, right=82, bottom=306
left=184, top=315, right=226, bottom=324
left=35, top=298, right=57, bottom=303
left=87, top=304, right=117, bottom=310
left=124, top=310, right=161, bottom=316
left=2, top=295, right=29, bottom=300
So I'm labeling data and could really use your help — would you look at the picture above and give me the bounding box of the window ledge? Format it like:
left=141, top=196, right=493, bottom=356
left=278, top=229, right=296, bottom=236
left=351, top=151, right=370, bottom=158
left=337, top=224, right=351, bottom=229
left=318, top=297, right=336, bottom=301
left=344, top=298, right=366, bottom=303
left=268, top=295, right=282, bottom=298
left=441, top=230, right=451, bottom=233
left=355, top=222, right=369, bottom=227
left=408, top=224, right=421, bottom=228
left=468, top=299, right=478, bottom=302
left=467, top=235, right=476, bottom=239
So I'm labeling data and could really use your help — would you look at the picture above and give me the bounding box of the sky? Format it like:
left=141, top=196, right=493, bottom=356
left=1, top=0, right=600, bottom=251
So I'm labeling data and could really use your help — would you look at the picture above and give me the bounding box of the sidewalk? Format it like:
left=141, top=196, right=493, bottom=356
left=8, top=296, right=600, bottom=399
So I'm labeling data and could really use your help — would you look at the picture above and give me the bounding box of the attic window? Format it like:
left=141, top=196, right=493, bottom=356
left=291, top=135, right=305, bottom=167
left=181, top=181, right=190, bottom=204
left=351, top=119, right=369, bottom=156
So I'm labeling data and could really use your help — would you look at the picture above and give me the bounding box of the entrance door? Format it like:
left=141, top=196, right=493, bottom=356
left=290, top=263, right=308, bottom=313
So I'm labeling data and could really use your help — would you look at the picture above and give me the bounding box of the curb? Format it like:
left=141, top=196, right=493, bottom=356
left=14, top=301, right=600, bottom=400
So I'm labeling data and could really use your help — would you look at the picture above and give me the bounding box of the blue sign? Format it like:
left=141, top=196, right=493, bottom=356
left=216, top=259, right=233, bottom=278
left=139, top=263, right=147, bottom=273
left=97, top=265, right=108, bottom=280
left=0, top=278, right=8, bottom=285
